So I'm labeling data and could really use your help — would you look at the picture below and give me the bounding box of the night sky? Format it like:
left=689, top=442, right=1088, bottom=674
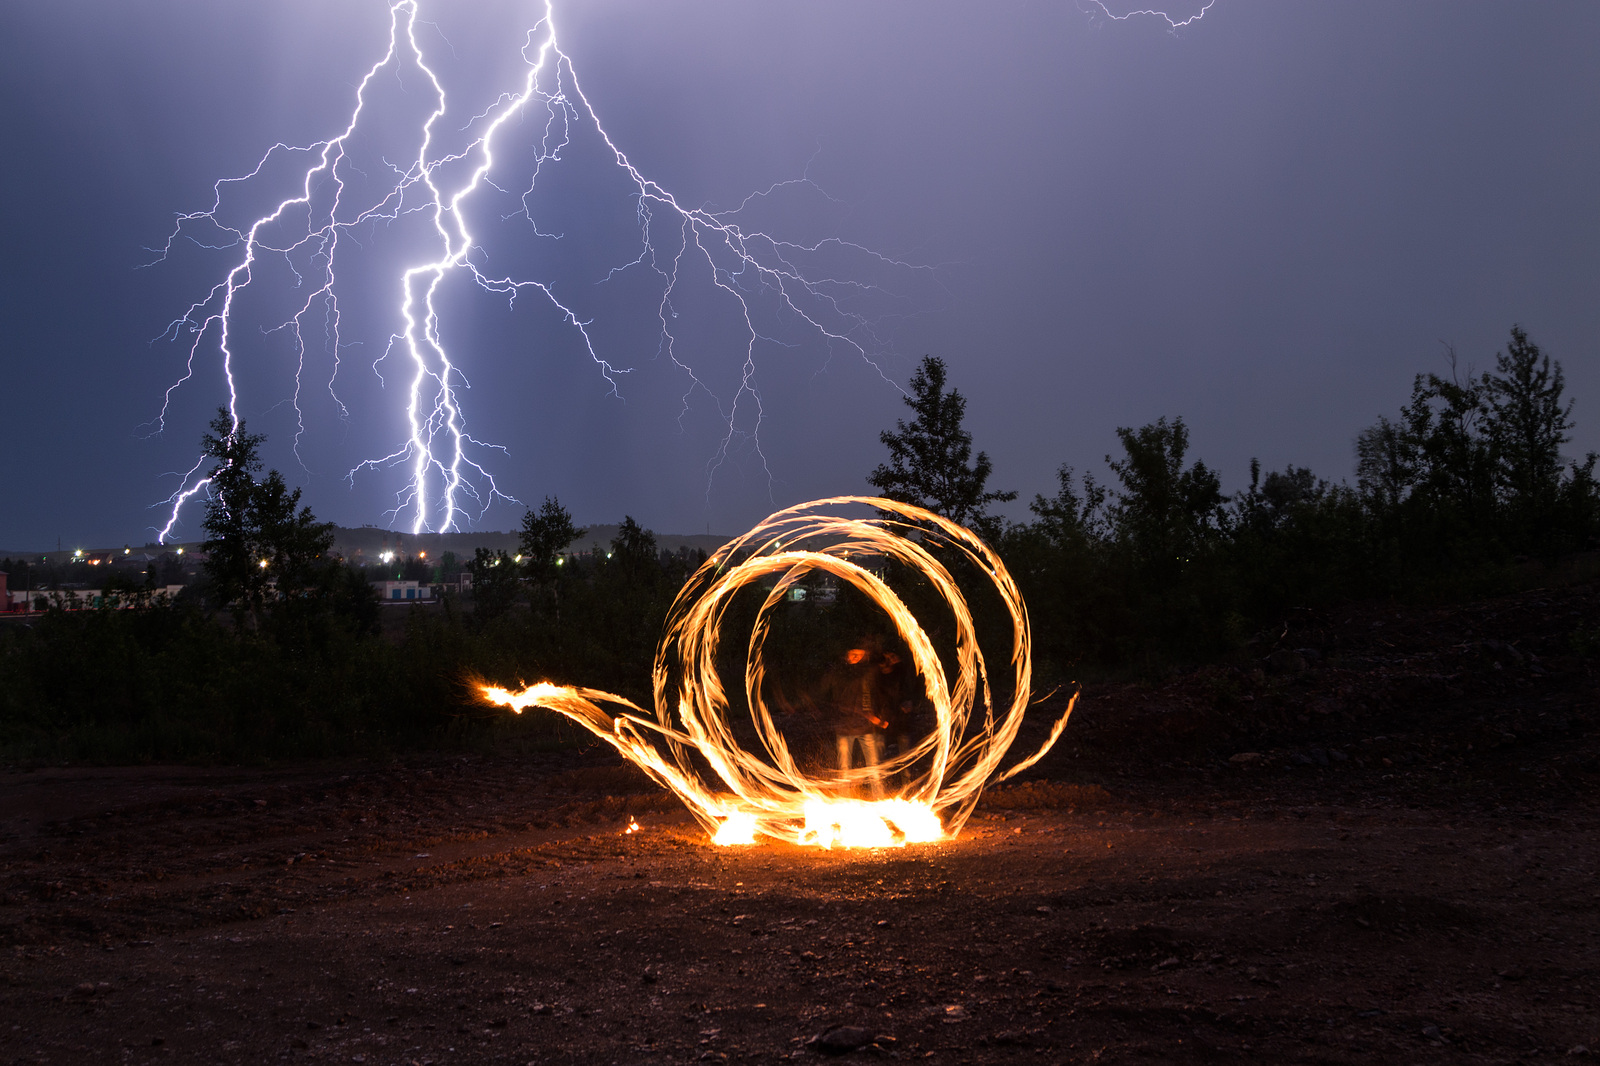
left=2, top=1, right=1596, bottom=550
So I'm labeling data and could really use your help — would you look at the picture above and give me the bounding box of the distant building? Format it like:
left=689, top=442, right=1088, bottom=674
left=372, top=579, right=433, bottom=604
left=15, top=588, right=105, bottom=610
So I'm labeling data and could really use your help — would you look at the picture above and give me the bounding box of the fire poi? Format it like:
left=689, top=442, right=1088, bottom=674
left=481, top=496, right=1074, bottom=848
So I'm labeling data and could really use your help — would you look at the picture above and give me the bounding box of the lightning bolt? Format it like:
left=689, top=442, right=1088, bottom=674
left=1081, top=0, right=1216, bottom=30
left=149, top=0, right=933, bottom=541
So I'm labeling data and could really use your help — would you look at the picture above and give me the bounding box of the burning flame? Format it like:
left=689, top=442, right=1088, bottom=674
left=482, top=496, right=1074, bottom=848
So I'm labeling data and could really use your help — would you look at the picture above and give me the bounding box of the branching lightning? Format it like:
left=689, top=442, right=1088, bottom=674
left=1081, top=0, right=1216, bottom=30
left=150, top=0, right=931, bottom=540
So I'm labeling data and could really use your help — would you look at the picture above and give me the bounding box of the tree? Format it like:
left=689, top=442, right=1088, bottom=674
left=1028, top=464, right=1108, bottom=552
left=1104, top=416, right=1224, bottom=567
left=1405, top=356, right=1495, bottom=525
left=1352, top=348, right=1497, bottom=584
left=250, top=469, right=336, bottom=590
left=1354, top=327, right=1588, bottom=558
left=1354, top=415, right=1417, bottom=515
left=200, top=409, right=267, bottom=615
left=199, top=408, right=334, bottom=622
left=1230, top=459, right=1368, bottom=612
left=1006, top=464, right=1115, bottom=671
left=1484, top=326, right=1574, bottom=539
left=607, top=516, right=660, bottom=583
left=518, top=497, right=584, bottom=584
left=868, top=355, right=1016, bottom=537
left=468, top=547, right=520, bottom=623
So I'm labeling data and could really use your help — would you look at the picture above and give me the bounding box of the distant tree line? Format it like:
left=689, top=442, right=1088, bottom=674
left=871, top=330, right=1597, bottom=676
left=1, top=327, right=1594, bottom=761
left=0, top=410, right=712, bottom=761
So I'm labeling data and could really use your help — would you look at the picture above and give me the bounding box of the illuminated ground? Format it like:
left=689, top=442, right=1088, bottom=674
left=3, top=577, right=1597, bottom=1062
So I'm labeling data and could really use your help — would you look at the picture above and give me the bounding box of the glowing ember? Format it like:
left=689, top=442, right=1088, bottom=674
left=799, top=798, right=944, bottom=850
left=712, top=811, right=760, bottom=847
left=482, top=496, right=1075, bottom=848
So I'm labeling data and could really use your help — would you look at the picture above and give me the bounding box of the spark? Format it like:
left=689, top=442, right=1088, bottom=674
left=150, top=1, right=930, bottom=541
left=482, top=497, right=1076, bottom=849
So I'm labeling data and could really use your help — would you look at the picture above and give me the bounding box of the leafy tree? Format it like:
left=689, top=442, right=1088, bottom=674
left=1104, top=416, right=1224, bottom=568
left=1561, top=455, right=1600, bottom=550
left=1480, top=325, right=1591, bottom=551
left=251, top=469, right=336, bottom=589
left=199, top=408, right=334, bottom=623
left=518, top=496, right=584, bottom=584
left=468, top=548, right=520, bottom=623
left=1354, top=328, right=1595, bottom=564
left=1230, top=459, right=1368, bottom=612
left=607, top=516, right=660, bottom=583
left=868, top=355, right=1016, bottom=537
left=1485, top=326, right=1572, bottom=514
left=199, top=409, right=267, bottom=616
left=1354, top=415, right=1417, bottom=515
left=1356, top=353, right=1492, bottom=523
left=1029, top=464, right=1109, bottom=552
left=998, top=465, right=1115, bottom=673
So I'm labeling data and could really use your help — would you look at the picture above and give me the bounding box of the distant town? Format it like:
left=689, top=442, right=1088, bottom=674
left=0, top=524, right=730, bottom=614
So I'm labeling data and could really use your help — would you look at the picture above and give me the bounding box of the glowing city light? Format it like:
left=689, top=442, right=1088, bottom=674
left=482, top=497, right=1076, bottom=849
left=150, top=0, right=929, bottom=541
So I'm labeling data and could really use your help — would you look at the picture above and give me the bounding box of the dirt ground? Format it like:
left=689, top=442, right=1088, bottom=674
left=3, top=579, right=1598, bottom=1064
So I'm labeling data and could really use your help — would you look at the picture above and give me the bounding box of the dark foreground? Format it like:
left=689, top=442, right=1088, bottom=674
left=3, top=579, right=1598, bottom=1064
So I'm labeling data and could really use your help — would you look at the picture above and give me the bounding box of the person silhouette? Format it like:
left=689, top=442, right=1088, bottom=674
left=818, top=639, right=888, bottom=798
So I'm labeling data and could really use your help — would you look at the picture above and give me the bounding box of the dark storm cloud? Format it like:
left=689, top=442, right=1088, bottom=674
left=1, top=1, right=1596, bottom=548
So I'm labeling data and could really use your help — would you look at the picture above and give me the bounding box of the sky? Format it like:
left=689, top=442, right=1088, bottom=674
left=2, top=0, right=1597, bottom=551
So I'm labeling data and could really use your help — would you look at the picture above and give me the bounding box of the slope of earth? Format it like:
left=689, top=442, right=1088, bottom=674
left=1, top=579, right=1597, bottom=1064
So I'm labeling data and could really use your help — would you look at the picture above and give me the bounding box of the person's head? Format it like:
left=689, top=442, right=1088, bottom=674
left=844, top=634, right=882, bottom=665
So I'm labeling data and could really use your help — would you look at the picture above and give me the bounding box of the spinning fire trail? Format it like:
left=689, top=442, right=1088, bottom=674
left=482, top=497, right=1076, bottom=849
left=150, top=0, right=928, bottom=539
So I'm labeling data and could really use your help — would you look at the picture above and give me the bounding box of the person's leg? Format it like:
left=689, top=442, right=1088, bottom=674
left=894, top=733, right=913, bottom=788
left=837, top=733, right=863, bottom=797
left=860, top=733, right=884, bottom=798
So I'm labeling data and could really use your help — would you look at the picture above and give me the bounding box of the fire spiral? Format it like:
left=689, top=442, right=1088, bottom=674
left=482, top=497, right=1074, bottom=848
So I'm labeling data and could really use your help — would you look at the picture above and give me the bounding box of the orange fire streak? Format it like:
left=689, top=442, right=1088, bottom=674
left=482, top=496, right=1075, bottom=848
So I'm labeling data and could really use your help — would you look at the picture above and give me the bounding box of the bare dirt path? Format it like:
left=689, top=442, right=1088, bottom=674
left=4, top=577, right=1598, bottom=1063
left=2, top=750, right=1596, bottom=1065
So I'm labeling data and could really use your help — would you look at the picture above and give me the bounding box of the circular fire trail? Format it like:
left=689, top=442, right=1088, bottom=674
left=482, top=497, right=1074, bottom=848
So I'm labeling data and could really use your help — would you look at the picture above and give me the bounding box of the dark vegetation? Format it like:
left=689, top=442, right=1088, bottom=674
left=1000, top=328, right=1598, bottom=680
left=1, top=327, right=1596, bottom=763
